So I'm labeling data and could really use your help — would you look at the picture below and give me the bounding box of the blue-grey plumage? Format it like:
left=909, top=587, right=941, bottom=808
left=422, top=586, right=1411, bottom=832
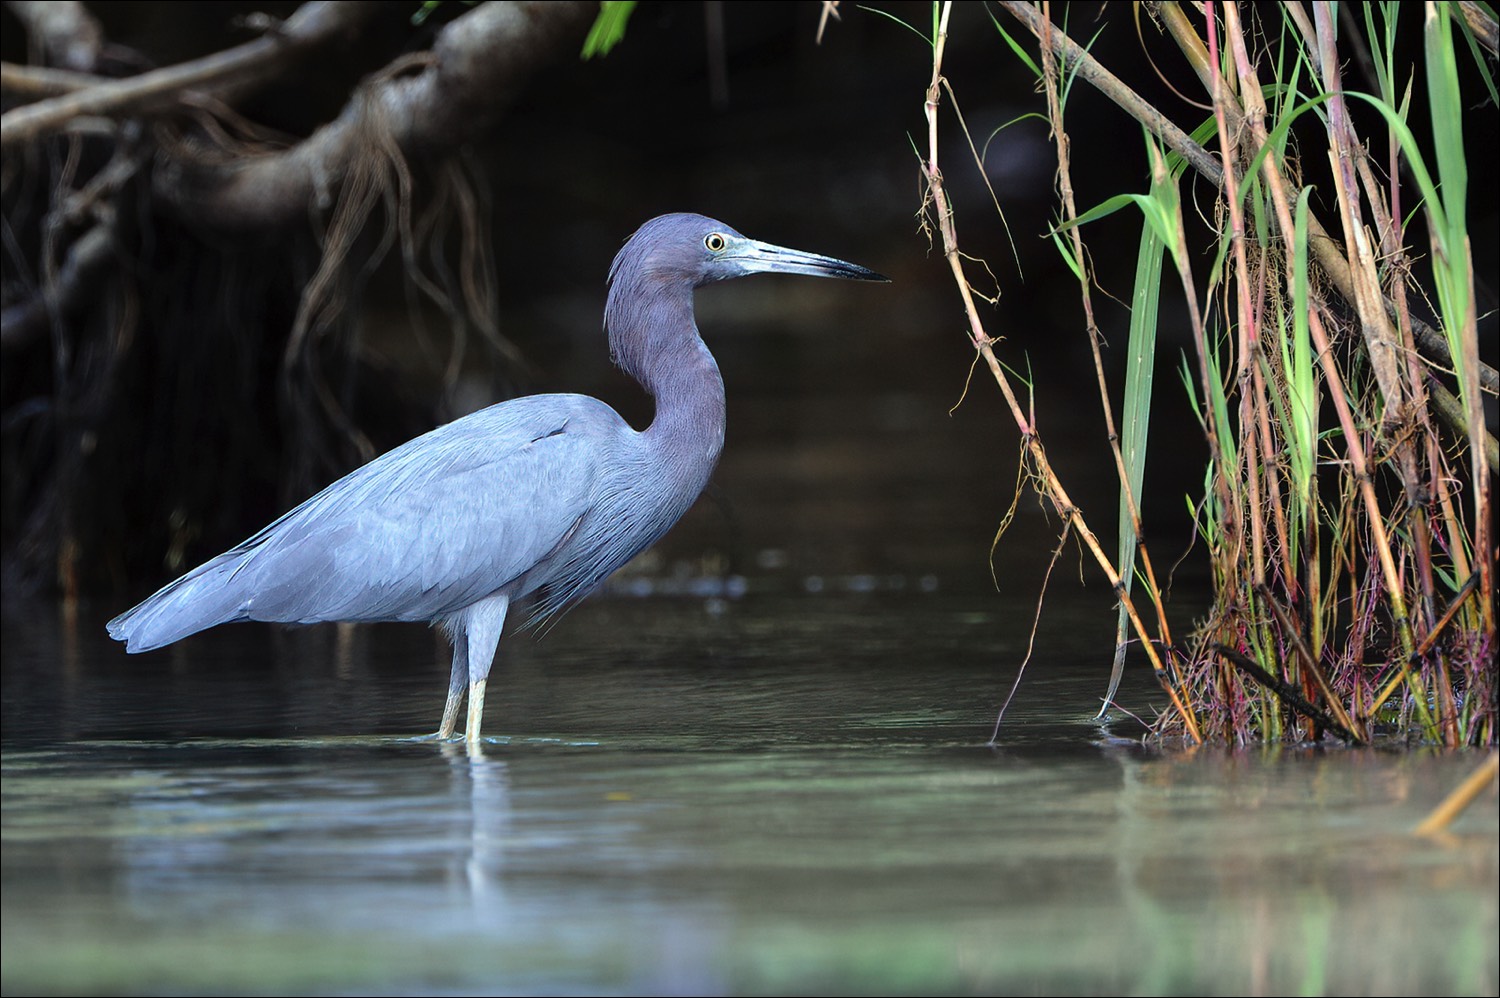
left=107, top=213, right=887, bottom=742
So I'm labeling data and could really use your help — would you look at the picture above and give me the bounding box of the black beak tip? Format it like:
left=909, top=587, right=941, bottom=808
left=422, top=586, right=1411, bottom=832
left=840, top=263, right=891, bottom=283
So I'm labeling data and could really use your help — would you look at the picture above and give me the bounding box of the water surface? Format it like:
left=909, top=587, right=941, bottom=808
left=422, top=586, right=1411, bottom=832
left=3, top=592, right=1495, bottom=996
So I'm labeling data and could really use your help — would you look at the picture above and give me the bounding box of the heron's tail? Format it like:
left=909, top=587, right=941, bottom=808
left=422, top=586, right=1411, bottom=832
left=106, top=554, right=252, bottom=652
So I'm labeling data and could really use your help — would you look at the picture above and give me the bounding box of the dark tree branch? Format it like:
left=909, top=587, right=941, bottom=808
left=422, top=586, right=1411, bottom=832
left=0, top=60, right=107, bottom=100
left=0, top=2, right=383, bottom=150
left=151, top=1, right=596, bottom=233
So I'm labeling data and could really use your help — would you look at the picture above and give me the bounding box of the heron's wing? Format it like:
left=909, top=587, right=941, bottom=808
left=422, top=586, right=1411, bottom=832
left=109, top=396, right=629, bottom=648
left=242, top=395, right=626, bottom=622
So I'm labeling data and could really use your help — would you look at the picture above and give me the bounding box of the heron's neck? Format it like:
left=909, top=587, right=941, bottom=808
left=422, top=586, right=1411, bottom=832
left=608, top=291, right=727, bottom=469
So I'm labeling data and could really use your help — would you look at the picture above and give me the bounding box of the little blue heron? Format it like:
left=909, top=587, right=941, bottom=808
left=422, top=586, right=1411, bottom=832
left=108, top=213, right=885, bottom=742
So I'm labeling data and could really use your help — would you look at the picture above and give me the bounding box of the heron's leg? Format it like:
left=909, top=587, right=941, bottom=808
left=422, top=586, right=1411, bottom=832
left=438, top=631, right=469, bottom=738
left=461, top=593, right=510, bottom=744
left=466, top=680, right=488, bottom=745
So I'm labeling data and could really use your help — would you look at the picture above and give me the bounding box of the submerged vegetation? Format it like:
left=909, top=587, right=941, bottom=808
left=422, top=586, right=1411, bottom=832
left=920, top=1, right=1496, bottom=745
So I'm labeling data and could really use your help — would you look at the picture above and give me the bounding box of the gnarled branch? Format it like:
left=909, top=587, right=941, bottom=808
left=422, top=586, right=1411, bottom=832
left=1, top=2, right=384, bottom=149
left=151, top=1, right=596, bottom=233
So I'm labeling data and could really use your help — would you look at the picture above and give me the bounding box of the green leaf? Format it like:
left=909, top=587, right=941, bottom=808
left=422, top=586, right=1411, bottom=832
left=1101, top=220, right=1165, bottom=714
left=581, top=1, right=638, bottom=60
left=987, top=8, right=1041, bottom=78
left=859, top=4, right=934, bottom=47
left=1284, top=187, right=1319, bottom=510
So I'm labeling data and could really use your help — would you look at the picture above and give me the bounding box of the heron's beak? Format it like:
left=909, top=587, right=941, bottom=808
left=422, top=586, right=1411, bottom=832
left=733, top=238, right=889, bottom=282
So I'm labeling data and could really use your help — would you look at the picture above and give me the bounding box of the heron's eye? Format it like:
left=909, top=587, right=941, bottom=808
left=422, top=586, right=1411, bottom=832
left=704, top=233, right=727, bottom=253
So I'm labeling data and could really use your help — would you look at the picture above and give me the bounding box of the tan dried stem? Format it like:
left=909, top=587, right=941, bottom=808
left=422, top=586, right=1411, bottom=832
left=924, top=1, right=1201, bottom=742
left=1036, top=0, right=1175, bottom=653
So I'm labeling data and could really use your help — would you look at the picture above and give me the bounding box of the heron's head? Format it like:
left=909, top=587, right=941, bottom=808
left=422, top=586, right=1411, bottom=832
left=604, top=214, right=886, bottom=388
left=609, top=213, right=887, bottom=290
